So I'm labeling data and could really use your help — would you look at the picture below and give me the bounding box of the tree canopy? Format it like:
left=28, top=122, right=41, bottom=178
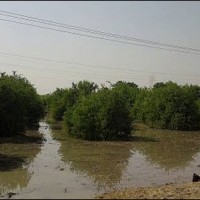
left=0, top=73, right=45, bottom=137
left=46, top=80, right=200, bottom=140
left=132, top=81, right=200, bottom=130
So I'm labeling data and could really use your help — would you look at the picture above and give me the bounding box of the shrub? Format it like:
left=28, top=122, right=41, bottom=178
left=48, top=80, right=98, bottom=121
left=132, top=81, right=200, bottom=130
left=0, top=73, right=45, bottom=137
left=64, top=89, right=133, bottom=140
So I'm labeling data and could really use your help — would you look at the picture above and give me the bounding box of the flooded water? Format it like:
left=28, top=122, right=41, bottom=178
left=1, top=122, right=200, bottom=199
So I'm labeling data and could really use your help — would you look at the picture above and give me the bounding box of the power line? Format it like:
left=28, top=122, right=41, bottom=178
left=0, top=61, right=153, bottom=81
left=1, top=17, right=200, bottom=56
left=2, top=63, right=197, bottom=88
left=0, top=10, right=200, bottom=53
left=0, top=52, right=72, bottom=64
left=1, top=63, right=198, bottom=88
left=0, top=51, right=199, bottom=78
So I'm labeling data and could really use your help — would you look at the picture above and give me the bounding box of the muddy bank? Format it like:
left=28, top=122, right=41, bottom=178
left=96, top=182, right=200, bottom=199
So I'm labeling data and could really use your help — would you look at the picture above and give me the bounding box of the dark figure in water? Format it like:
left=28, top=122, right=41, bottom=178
left=193, top=173, right=200, bottom=182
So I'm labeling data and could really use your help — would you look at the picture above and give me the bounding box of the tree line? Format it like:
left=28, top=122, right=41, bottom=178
left=46, top=80, right=200, bottom=141
left=1, top=72, right=200, bottom=140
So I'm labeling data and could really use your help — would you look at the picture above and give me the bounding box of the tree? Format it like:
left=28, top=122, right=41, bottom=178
left=64, top=88, right=133, bottom=141
left=0, top=73, right=45, bottom=137
left=113, top=81, right=138, bottom=89
left=153, top=82, right=166, bottom=89
left=112, top=81, right=139, bottom=108
left=48, top=88, right=68, bottom=121
left=131, top=88, right=149, bottom=122
left=132, top=81, right=200, bottom=130
left=48, top=80, right=98, bottom=121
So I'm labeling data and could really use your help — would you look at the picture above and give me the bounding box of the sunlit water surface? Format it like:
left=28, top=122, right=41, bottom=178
left=1, top=122, right=200, bottom=199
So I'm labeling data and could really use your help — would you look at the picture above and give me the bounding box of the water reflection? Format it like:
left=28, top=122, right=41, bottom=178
left=0, top=130, right=42, bottom=196
left=0, top=154, right=26, bottom=171
left=52, top=130, right=134, bottom=191
left=0, top=168, right=31, bottom=195
left=52, top=126, right=200, bottom=191
left=133, top=128, right=200, bottom=171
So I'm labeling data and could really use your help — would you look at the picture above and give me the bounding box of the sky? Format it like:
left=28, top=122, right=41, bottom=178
left=0, top=1, right=200, bottom=94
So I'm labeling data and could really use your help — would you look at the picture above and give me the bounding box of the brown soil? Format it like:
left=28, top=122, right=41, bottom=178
left=96, top=182, right=200, bottom=199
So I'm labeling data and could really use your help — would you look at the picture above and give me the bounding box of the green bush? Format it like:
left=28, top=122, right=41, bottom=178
left=49, top=79, right=200, bottom=139
left=64, top=88, right=133, bottom=140
left=132, top=81, right=200, bottom=130
left=131, top=87, right=149, bottom=122
left=0, top=73, right=45, bottom=137
left=112, top=81, right=139, bottom=109
left=48, top=80, right=98, bottom=121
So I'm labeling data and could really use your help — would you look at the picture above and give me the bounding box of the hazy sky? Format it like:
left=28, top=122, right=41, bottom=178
left=0, top=1, right=200, bottom=94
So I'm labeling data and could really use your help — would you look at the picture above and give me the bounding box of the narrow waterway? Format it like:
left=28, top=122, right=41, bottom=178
left=11, top=122, right=97, bottom=199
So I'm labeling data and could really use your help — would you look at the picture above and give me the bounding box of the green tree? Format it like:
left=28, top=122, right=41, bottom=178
left=133, top=81, right=200, bottom=130
left=153, top=82, right=166, bottom=89
left=0, top=73, right=44, bottom=137
left=131, top=87, right=149, bottom=122
left=48, top=80, right=98, bottom=121
left=112, top=81, right=139, bottom=108
left=64, top=88, right=133, bottom=141
left=48, top=88, right=68, bottom=121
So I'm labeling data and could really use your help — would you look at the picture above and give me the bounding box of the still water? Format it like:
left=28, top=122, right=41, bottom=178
left=1, top=122, right=200, bottom=199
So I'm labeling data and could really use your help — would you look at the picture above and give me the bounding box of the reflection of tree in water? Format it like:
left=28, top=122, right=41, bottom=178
left=0, top=167, right=31, bottom=195
left=0, top=154, right=25, bottom=171
left=0, top=130, right=42, bottom=195
left=53, top=130, right=134, bottom=191
left=134, top=129, right=200, bottom=172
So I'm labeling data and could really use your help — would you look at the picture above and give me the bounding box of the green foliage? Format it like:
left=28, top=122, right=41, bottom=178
left=47, top=80, right=98, bottom=121
left=47, top=88, right=68, bottom=121
left=133, top=81, right=200, bottom=130
left=0, top=73, right=45, bottom=137
left=71, top=80, right=98, bottom=97
left=131, top=87, right=150, bottom=121
left=113, top=81, right=138, bottom=89
left=112, top=81, right=139, bottom=109
left=153, top=82, right=166, bottom=89
left=63, top=88, right=133, bottom=141
left=48, top=79, right=200, bottom=140
left=40, top=94, right=50, bottom=115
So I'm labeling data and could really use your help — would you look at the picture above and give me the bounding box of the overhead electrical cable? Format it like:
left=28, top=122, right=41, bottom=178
left=0, top=52, right=200, bottom=77
left=0, top=61, right=153, bottom=81
left=0, top=17, right=200, bottom=55
left=0, top=51, right=199, bottom=78
left=0, top=10, right=200, bottom=53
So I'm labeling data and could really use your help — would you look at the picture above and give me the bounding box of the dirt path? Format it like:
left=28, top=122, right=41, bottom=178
left=96, top=182, right=200, bottom=199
